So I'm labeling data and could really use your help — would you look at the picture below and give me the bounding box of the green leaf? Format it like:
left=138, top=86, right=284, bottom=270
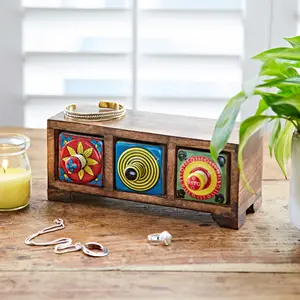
left=278, top=90, right=298, bottom=97
left=271, top=104, right=300, bottom=118
left=284, top=36, right=300, bottom=48
left=259, top=76, right=300, bottom=99
left=253, top=47, right=300, bottom=61
left=258, top=76, right=300, bottom=88
left=274, top=121, right=294, bottom=179
left=277, top=59, right=300, bottom=68
left=255, top=98, right=269, bottom=115
left=269, top=95, right=300, bottom=110
left=260, top=59, right=299, bottom=78
left=210, top=91, right=246, bottom=161
left=269, top=119, right=281, bottom=157
left=263, top=94, right=300, bottom=118
left=238, top=115, right=273, bottom=192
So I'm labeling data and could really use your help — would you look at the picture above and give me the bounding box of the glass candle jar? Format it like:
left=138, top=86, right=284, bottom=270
left=0, top=134, right=31, bottom=211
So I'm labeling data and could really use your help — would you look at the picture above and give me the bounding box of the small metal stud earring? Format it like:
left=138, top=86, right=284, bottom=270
left=147, top=231, right=172, bottom=246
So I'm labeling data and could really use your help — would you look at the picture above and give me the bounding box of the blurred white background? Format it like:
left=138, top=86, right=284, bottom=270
left=0, top=0, right=298, bottom=128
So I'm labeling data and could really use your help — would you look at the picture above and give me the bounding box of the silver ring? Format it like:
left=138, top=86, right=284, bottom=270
left=148, top=231, right=172, bottom=246
left=82, top=242, right=109, bottom=257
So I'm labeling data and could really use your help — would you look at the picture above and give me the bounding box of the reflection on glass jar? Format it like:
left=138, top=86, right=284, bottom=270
left=0, top=134, right=31, bottom=211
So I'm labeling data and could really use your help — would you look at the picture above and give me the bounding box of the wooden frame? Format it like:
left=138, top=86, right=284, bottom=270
left=47, top=110, right=263, bottom=229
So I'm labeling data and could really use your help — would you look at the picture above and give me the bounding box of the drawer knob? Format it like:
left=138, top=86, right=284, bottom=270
left=187, top=170, right=209, bottom=191
left=65, top=154, right=86, bottom=174
left=124, top=161, right=145, bottom=181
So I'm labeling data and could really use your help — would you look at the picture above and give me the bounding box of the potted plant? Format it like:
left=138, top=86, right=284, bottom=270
left=210, top=35, right=300, bottom=230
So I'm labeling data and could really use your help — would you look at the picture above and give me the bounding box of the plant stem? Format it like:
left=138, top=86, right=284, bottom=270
left=296, top=120, right=300, bottom=133
left=290, top=119, right=298, bottom=129
left=279, top=116, right=299, bottom=130
left=288, top=118, right=300, bottom=132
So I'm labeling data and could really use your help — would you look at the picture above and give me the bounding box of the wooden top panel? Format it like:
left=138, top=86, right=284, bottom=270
left=48, top=110, right=240, bottom=145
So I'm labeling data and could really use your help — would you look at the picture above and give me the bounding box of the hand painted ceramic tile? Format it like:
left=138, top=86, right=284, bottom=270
left=59, top=132, right=103, bottom=187
left=176, top=149, right=228, bottom=205
left=115, top=141, right=164, bottom=195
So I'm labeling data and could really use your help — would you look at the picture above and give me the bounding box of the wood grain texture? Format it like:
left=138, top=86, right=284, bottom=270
left=1, top=272, right=300, bottom=300
left=239, top=130, right=264, bottom=212
left=0, top=128, right=299, bottom=300
left=247, top=197, right=262, bottom=214
left=49, top=179, right=232, bottom=215
left=0, top=177, right=297, bottom=271
left=49, top=110, right=241, bottom=144
left=166, top=143, right=176, bottom=199
left=103, top=134, right=114, bottom=191
left=48, top=110, right=261, bottom=229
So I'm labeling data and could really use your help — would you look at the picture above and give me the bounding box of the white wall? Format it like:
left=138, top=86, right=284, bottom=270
left=0, top=1, right=23, bottom=126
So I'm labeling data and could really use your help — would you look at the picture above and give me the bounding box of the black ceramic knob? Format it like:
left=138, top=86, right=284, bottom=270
left=125, top=168, right=138, bottom=181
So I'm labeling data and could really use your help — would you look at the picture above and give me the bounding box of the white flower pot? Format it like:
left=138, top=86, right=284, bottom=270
left=290, top=132, right=300, bottom=229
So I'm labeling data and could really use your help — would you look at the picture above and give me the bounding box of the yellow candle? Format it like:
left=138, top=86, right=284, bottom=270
left=0, top=160, right=31, bottom=210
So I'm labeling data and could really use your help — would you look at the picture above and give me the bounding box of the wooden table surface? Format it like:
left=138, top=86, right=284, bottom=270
left=1, top=128, right=300, bottom=300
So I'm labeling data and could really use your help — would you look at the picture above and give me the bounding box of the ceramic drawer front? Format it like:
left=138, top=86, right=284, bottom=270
left=176, top=149, right=228, bottom=205
left=59, top=132, right=104, bottom=187
left=115, top=140, right=165, bottom=196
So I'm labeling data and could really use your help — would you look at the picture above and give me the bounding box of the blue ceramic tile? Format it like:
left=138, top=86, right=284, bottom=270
left=115, top=141, right=164, bottom=195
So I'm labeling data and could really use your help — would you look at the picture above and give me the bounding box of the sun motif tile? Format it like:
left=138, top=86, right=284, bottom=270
left=59, top=132, right=103, bottom=187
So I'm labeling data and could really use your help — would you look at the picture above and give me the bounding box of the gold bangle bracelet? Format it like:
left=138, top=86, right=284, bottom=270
left=64, top=101, right=126, bottom=122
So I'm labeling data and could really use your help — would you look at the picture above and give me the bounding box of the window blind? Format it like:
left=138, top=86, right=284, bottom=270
left=23, top=0, right=245, bottom=128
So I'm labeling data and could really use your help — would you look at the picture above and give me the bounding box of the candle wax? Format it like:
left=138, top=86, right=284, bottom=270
left=0, top=168, right=31, bottom=210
